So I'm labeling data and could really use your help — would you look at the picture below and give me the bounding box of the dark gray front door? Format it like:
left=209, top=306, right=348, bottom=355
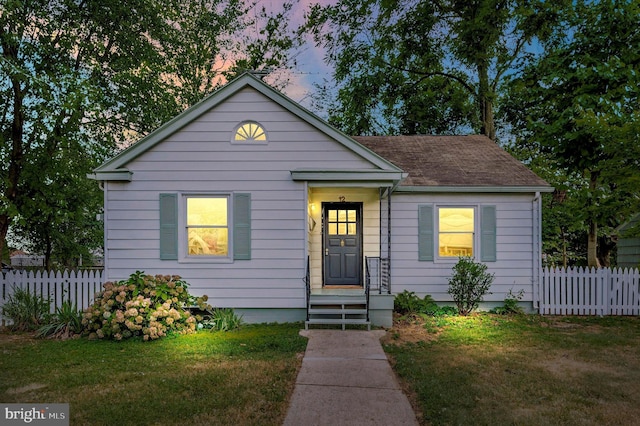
left=323, top=203, right=362, bottom=286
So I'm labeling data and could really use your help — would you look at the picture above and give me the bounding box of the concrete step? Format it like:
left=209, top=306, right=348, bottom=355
left=308, top=308, right=368, bottom=315
left=309, top=297, right=367, bottom=306
left=305, top=317, right=371, bottom=330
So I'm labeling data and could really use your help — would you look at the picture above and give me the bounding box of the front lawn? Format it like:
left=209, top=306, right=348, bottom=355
left=0, top=323, right=307, bottom=425
left=383, top=314, right=640, bottom=425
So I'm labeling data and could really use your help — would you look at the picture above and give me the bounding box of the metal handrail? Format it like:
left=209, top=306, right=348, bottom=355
left=365, top=256, right=391, bottom=294
left=304, top=256, right=310, bottom=321
left=364, top=259, right=371, bottom=322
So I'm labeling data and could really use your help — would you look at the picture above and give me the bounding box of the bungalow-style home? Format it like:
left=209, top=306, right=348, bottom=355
left=89, top=73, right=553, bottom=328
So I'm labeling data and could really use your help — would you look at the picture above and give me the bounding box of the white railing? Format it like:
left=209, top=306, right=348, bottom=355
left=1, top=270, right=103, bottom=325
left=540, top=266, right=640, bottom=316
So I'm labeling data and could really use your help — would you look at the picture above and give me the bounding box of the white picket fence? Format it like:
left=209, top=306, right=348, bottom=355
left=1, top=269, right=103, bottom=325
left=540, top=266, right=640, bottom=315
left=2, top=267, right=639, bottom=323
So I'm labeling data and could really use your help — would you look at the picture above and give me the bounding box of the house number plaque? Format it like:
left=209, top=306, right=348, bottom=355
left=339, top=196, right=345, bottom=202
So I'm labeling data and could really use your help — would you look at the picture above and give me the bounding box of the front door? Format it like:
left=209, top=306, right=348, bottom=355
left=323, top=203, right=362, bottom=286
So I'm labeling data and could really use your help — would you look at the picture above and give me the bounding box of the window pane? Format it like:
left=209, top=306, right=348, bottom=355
left=338, top=210, right=347, bottom=222
left=235, top=122, right=266, bottom=141
left=328, top=210, right=337, bottom=222
left=439, top=208, right=474, bottom=232
left=347, top=223, right=356, bottom=235
left=338, top=223, right=347, bottom=235
left=188, top=228, right=228, bottom=256
left=347, top=210, right=356, bottom=222
left=328, top=223, right=338, bottom=235
left=187, top=198, right=227, bottom=226
left=439, top=233, right=473, bottom=257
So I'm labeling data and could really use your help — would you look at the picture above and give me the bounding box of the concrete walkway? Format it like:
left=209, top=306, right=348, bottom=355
left=283, top=330, right=419, bottom=426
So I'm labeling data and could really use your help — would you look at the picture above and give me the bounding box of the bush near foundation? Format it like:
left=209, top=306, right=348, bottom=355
left=82, top=271, right=203, bottom=341
left=447, top=257, right=494, bottom=315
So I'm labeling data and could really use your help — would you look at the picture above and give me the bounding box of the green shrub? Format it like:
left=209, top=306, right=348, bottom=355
left=82, top=271, right=202, bottom=341
left=394, top=291, right=455, bottom=317
left=491, top=289, right=525, bottom=315
left=447, top=257, right=494, bottom=315
left=2, top=287, right=51, bottom=331
left=36, top=300, right=83, bottom=339
left=200, top=308, right=243, bottom=331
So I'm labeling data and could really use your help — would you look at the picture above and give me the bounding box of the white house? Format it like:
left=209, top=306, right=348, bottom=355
left=89, top=73, right=553, bottom=327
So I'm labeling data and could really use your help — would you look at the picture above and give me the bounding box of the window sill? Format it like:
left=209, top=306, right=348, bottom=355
left=179, top=257, right=234, bottom=264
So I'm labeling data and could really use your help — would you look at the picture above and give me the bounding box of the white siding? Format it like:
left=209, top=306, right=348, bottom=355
left=104, top=88, right=379, bottom=308
left=390, top=192, right=537, bottom=302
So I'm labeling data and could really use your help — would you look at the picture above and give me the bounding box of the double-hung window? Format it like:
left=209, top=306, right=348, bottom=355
left=186, top=196, right=229, bottom=257
left=159, top=193, right=251, bottom=261
left=438, top=207, right=475, bottom=257
left=418, top=204, right=496, bottom=262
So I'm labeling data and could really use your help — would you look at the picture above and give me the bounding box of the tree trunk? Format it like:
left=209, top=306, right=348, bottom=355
left=0, top=217, right=9, bottom=265
left=2, top=34, right=26, bottom=268
left=587, top=171, right=600, bottom=268
left=477, top=62, right=495, bottom=140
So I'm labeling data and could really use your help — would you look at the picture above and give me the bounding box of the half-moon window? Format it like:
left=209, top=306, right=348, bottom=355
left=234, top=121, right=267, bottom=142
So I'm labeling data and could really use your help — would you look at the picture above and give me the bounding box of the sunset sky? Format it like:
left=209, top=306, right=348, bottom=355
left=259, top=0, right=337, bottom=115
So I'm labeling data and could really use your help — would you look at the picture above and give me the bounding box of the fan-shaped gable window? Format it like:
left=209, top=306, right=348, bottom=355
left=233, top=121, right=267, bottom=143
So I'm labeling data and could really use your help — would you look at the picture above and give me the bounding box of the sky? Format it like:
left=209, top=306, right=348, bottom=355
left=256, top=0, right=337, bottom=116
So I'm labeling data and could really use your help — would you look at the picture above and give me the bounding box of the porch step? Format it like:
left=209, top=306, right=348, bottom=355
left=305, top=318, right=370, bottom=326
left=309, top=308, right=367, bottom=315
left=306, top=293, right=370, bottom=330
left=309, top=295, right=367, bottom=305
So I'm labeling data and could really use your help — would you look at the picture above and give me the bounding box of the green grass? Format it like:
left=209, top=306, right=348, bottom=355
left=384, top=314, right=640, bottom=426
left=0, top=323, right=307, bottom=425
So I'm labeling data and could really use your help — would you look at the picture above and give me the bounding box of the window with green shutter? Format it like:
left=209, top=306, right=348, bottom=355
left=418, top=204, right=497, bottom=262
left=159, top=193, right=251, bottom=261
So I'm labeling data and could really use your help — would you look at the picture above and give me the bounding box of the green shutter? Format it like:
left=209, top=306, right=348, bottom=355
left=159, top=193, right=178, bottom=260
left=481, top=205, right=497, bottom=262
left=233, top=193, right=251, bottom=260
left=418, top=205, right=434, bottom=261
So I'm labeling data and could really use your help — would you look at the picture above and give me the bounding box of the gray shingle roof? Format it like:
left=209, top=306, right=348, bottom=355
left=353, top=135, right=550, bottom=188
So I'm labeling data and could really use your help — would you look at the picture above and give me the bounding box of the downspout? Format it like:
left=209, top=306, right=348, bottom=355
left=99, top=180, right=108, bottom=279
left=532, top=192, right=541, bottom=311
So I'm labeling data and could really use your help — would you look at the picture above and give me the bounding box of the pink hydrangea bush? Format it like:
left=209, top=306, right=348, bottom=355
left=82, top=271, right=205, bottom=341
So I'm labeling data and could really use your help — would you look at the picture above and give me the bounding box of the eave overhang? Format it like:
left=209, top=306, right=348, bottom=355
left=87, top=170, right=133, bottom=181
left=394, top=185, right=555, bottom=193
left=291, top=169, right=406, bottom=187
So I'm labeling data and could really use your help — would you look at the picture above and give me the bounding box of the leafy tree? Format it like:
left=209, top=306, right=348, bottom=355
left=302, top=0, right=565, bottom=138
left=1, top=0, right=297, bottom=262
left=503, top=0, right=640, bottom=267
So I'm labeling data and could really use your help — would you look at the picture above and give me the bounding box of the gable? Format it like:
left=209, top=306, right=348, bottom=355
left=91, top=73, right=402, bottom=181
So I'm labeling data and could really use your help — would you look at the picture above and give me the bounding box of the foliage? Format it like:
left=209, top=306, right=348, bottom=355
left=447, top=257, right=494, bottom=315
left=394, top=290, right=456, bottom=317
left=200, top=308, right=244, bottom=332
left=81, top=271, right=202, bottom=341
left=2, top=287, right=51, bottom=331
left=503, top=1, right=640, bottom=267
left=36, top=300, right=83, bottom=339
left=301, top=0, right=566, bottom=138
left=490, top=289, right=525, bottom=315
left=0, top=0, right=298, bottom=261
left=394, top=291, right=433, bottom=315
